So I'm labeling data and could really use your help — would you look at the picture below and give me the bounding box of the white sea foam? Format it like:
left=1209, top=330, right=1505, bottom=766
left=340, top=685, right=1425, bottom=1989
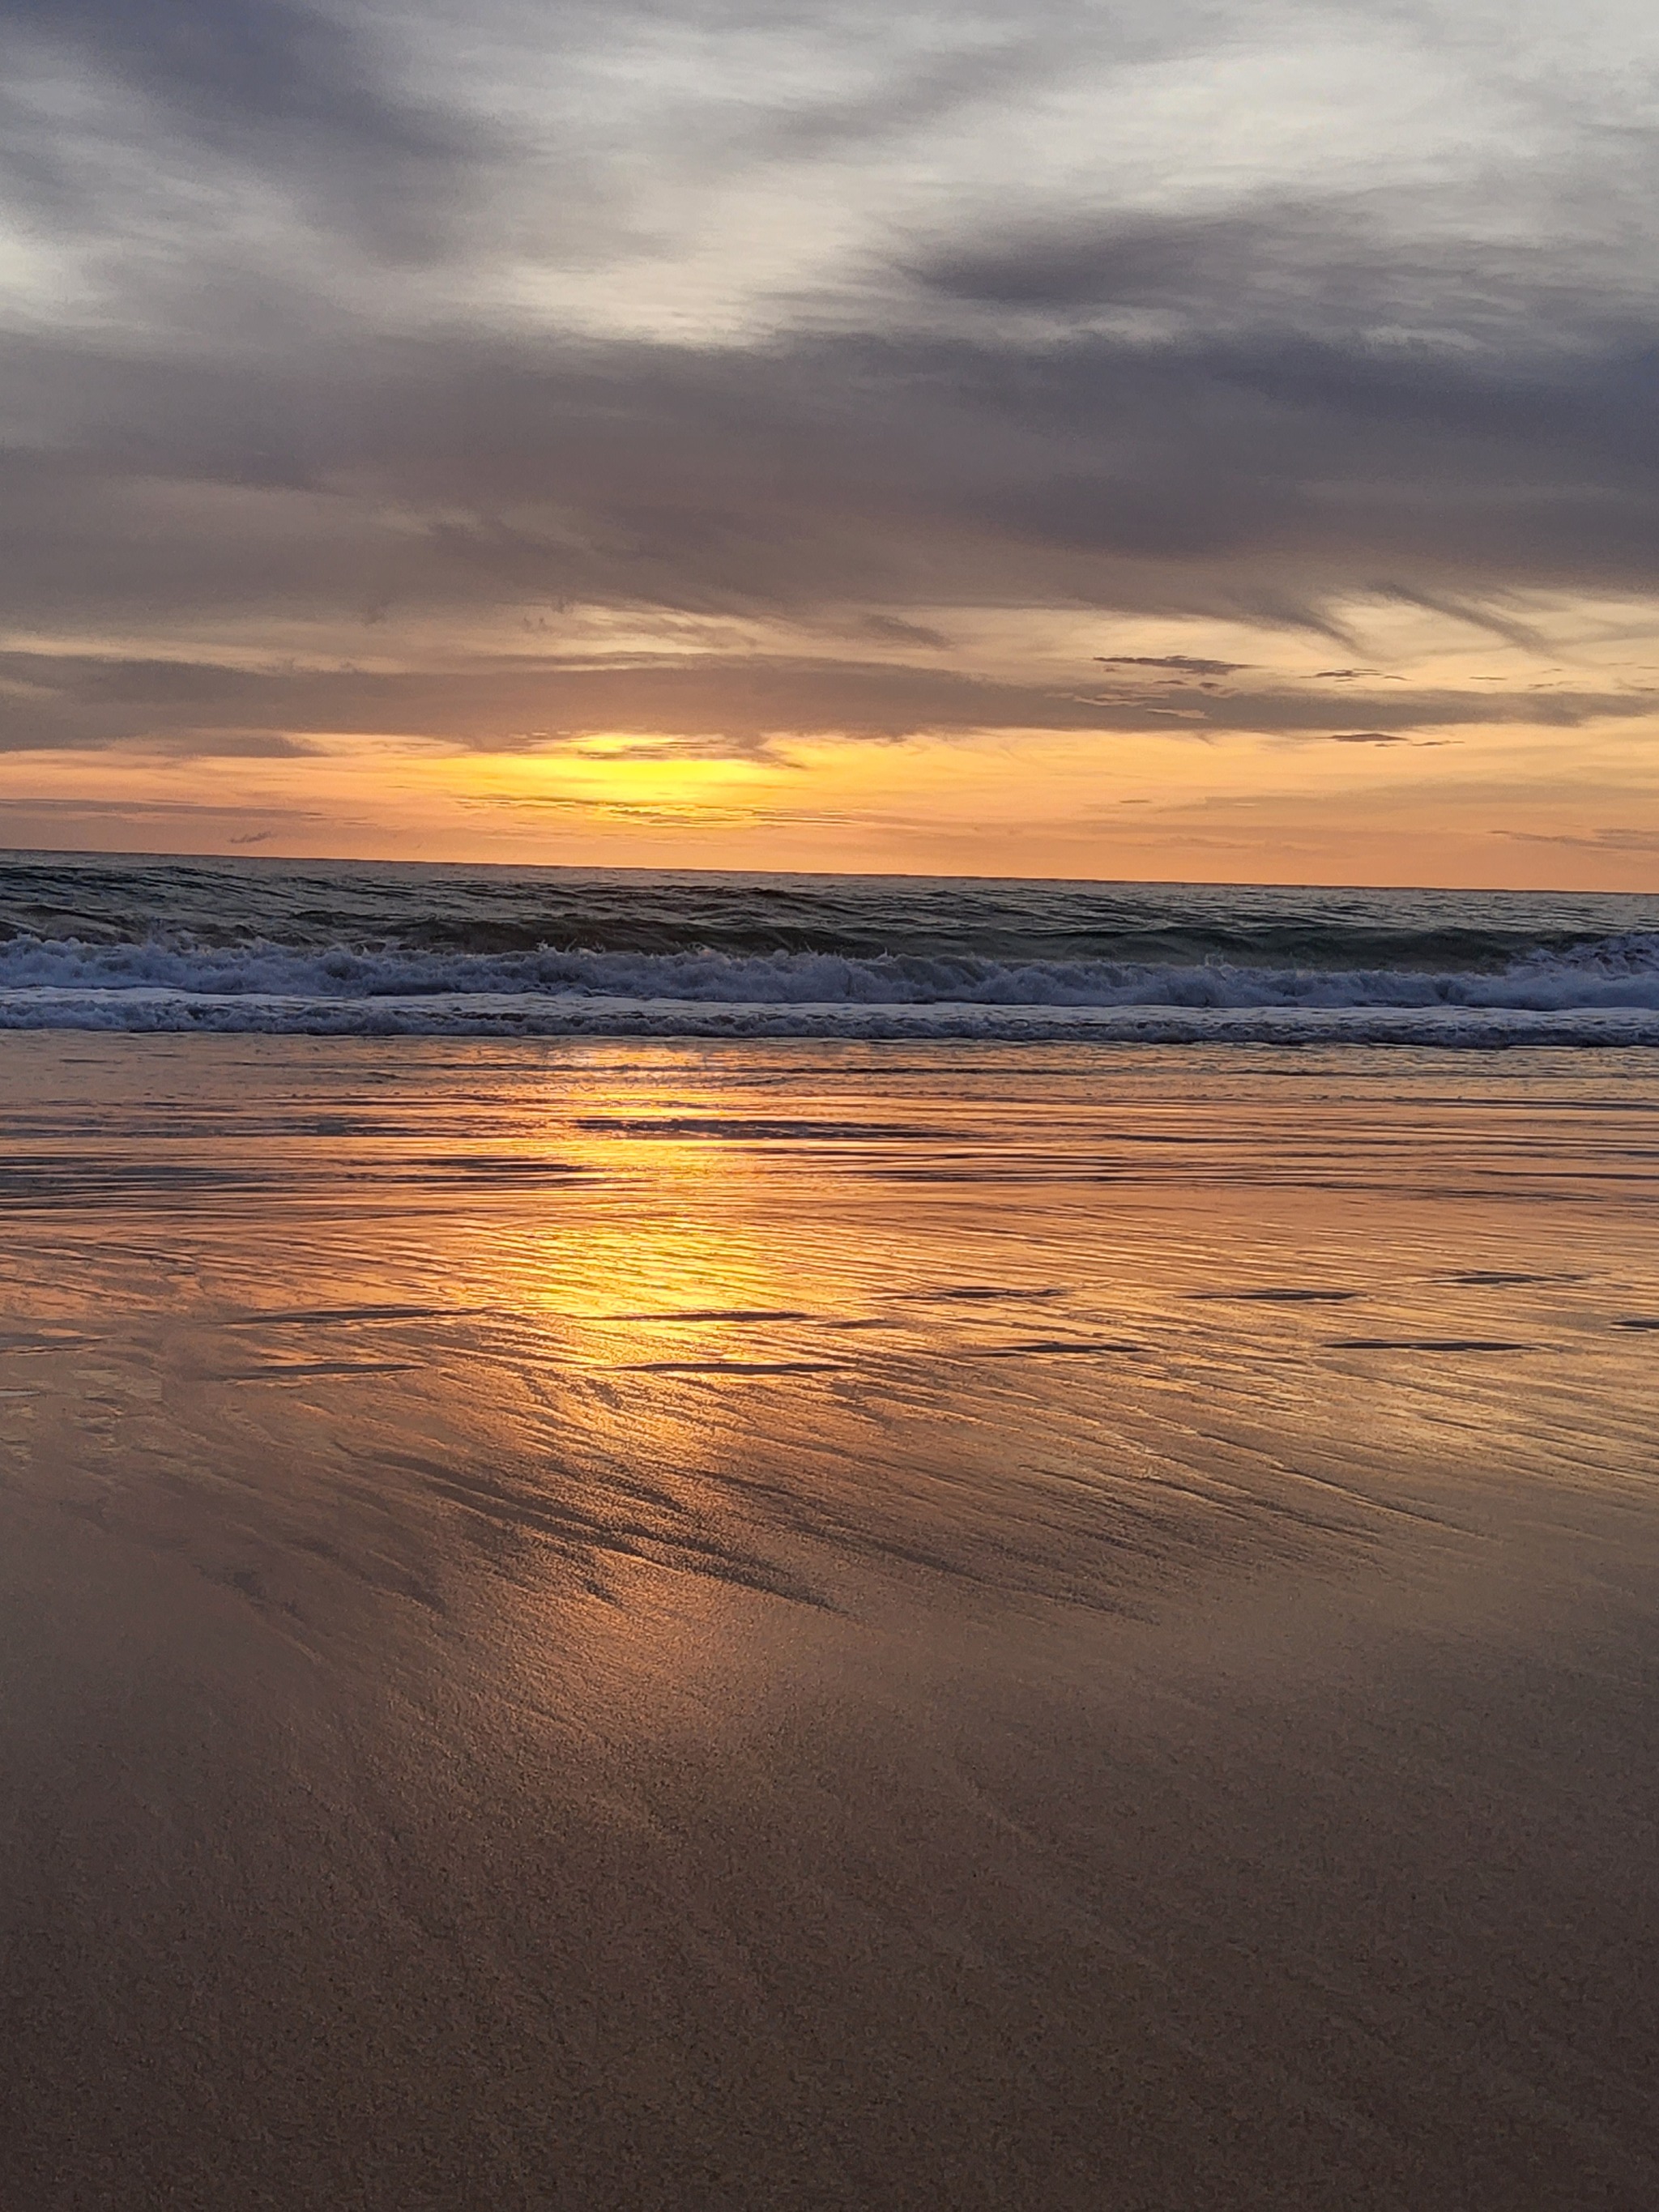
left=3, top=983, right=1659, bottom=1046
left=2, top=929, right=1659, bottom=1042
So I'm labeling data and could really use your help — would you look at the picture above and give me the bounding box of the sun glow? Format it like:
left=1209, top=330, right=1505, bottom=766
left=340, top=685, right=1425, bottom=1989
left=1, top=595, right=1656, bottom=887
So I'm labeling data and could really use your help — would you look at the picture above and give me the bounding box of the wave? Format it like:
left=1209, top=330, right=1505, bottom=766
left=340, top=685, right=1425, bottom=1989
left=2, top=856, right=1653, bottom=974
left=2, top=991, right=1657, bottom=1048
left=2, top=930, right=1659, bottom=1044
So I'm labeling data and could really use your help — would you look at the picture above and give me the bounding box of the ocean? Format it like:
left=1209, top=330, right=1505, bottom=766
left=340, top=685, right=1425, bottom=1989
left=1, top=851, right=1657, bottom=1047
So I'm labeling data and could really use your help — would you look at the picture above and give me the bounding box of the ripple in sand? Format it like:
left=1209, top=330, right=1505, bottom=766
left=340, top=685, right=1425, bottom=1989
left=1324, top=1338, right=1537, bottom=1353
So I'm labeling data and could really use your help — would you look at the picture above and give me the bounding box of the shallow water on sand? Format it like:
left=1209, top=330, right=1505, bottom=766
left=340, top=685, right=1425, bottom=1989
left=3, top=1034, right=1656, bottom=1611
left=2, top=1036, right=1657, bottom=2207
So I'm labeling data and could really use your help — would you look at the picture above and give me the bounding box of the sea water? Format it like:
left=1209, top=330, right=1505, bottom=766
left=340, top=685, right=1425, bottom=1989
left=0, top=851, right=1655, bottom=1046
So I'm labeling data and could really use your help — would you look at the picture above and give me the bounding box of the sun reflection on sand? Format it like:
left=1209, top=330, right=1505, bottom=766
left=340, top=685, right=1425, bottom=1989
left=0, top=1033, right=1656, bottom=1646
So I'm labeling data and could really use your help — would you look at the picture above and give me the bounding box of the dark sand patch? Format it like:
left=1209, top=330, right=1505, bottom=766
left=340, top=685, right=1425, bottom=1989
left=1326, top=1337, right=1538, bottom=1352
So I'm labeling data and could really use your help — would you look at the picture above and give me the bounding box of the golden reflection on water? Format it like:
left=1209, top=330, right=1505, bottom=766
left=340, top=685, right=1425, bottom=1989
left=0, top=1034, right=1656, bottom=1631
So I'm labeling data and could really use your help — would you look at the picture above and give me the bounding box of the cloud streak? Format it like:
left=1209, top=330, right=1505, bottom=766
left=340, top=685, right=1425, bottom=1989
left=5, top=312, right=1659, bottom=658
left=0, top=647, right=1649, bottom=757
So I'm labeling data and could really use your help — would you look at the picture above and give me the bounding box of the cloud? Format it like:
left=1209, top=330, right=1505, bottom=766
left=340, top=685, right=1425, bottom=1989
left=1095, top=655, right=1249, bottom=677
left=1502, top=827, right=1659, bottom=852
left=861, top=614, right=952, bottom=650
left=742, top=34, right=1043, bottom=162
left=910, top=202, right=1424, bottom=319
left=900, top=194, right=1659, bottom=351
left=5, top=293, right=1659, bottom=667
left=0, top=646, right=1185, bottom=752
left=0, top=0, right=495, bottom=264
left=1, top=0, right=1658, bottom=783
left=0, top=646, right=1649, bottom=756
left=10, top=250, right=1659, bottom=658
left=0, top=793, right=341, bottom=833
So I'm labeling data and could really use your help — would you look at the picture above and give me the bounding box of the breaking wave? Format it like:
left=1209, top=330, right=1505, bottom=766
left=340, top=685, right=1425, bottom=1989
left=2, top=927, right=1659, bottom=1045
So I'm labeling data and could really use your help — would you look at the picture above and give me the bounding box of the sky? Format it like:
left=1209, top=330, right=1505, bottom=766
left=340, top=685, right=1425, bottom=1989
left=2, top=0, right=1657, bottom=886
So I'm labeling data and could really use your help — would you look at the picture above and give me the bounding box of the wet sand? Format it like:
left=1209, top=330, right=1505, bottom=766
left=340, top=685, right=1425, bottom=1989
left=2, top=1035, right=1657, bottom=2207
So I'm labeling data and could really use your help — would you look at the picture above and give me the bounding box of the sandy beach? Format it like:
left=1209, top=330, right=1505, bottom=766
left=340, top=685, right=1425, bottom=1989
left=2, top=1033, right=1657, bottom=2207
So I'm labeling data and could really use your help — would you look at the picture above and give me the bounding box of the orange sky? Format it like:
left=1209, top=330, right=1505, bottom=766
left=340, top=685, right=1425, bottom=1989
left=4, top=595, right=1657, bottom=888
